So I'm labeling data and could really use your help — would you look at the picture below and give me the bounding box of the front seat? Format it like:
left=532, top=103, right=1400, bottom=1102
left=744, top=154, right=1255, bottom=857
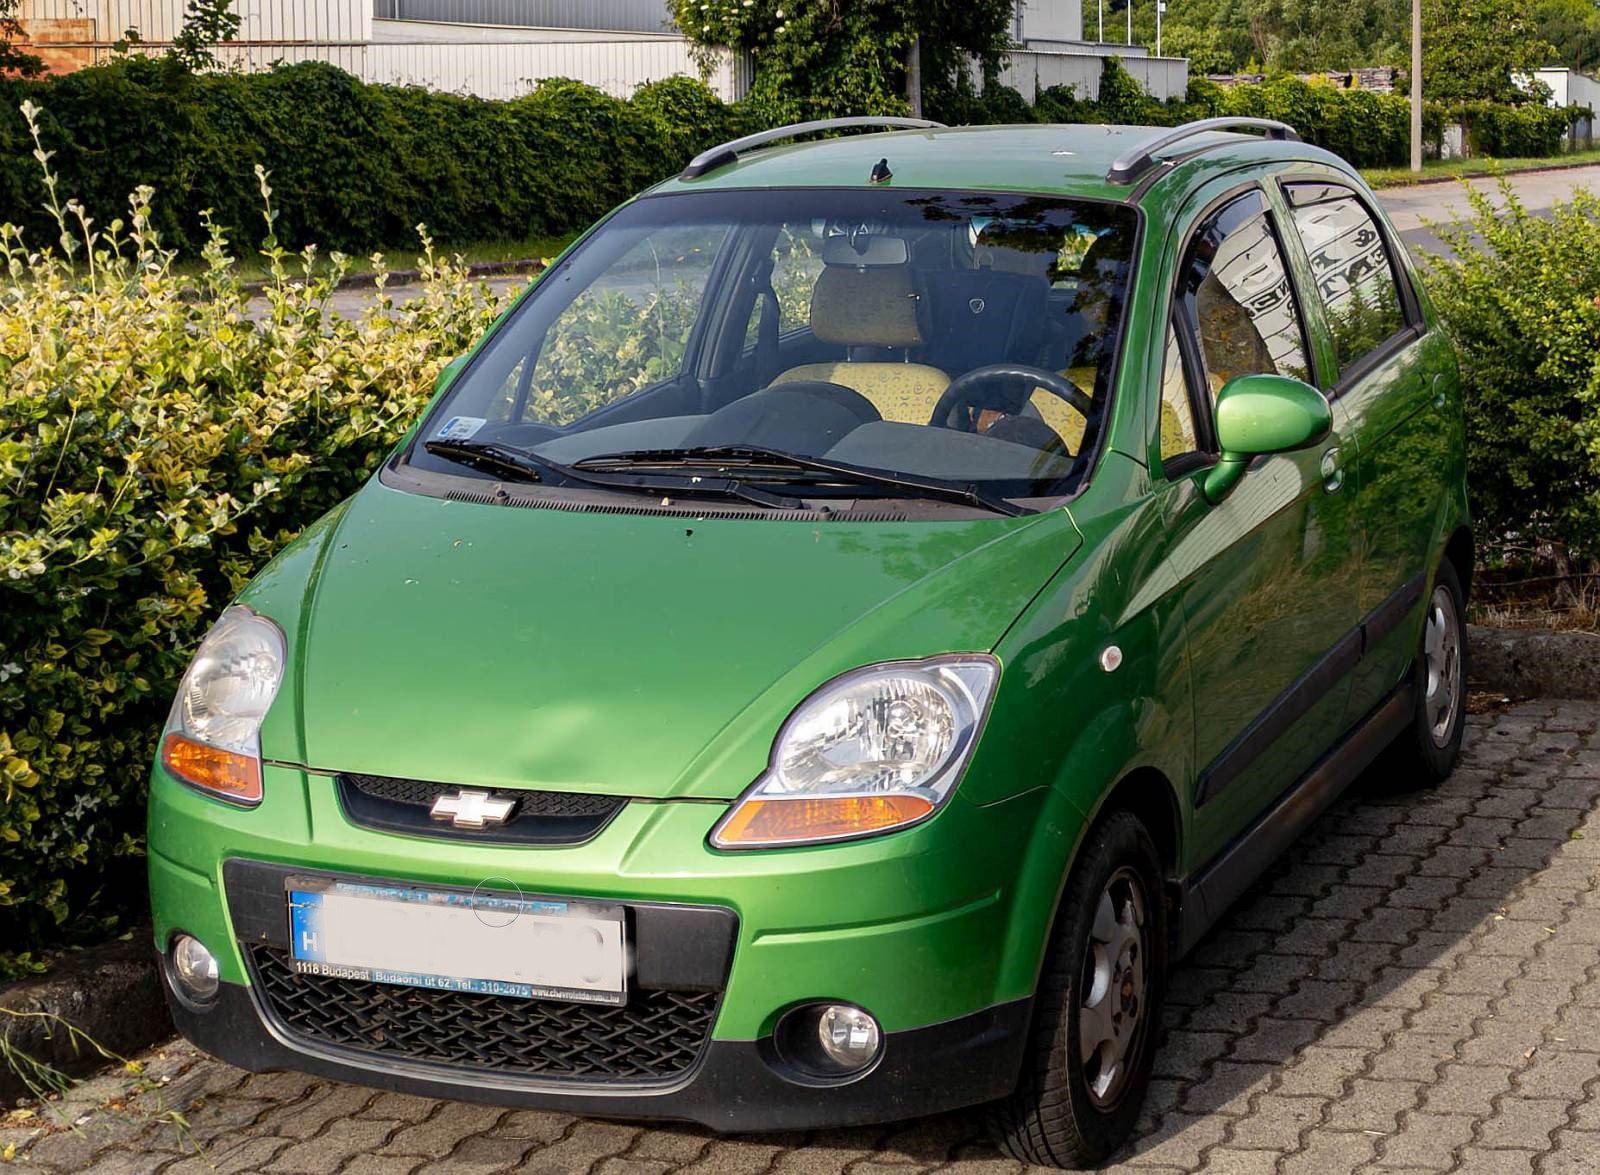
left=770, top=264, right=950, bottom=424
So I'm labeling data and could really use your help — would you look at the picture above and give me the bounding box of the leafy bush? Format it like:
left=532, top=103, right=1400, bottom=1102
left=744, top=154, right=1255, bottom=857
left=1425, top=180, right=1600, bottom=570
left=1457, top=99, right=1584, bottom=157
left=0, top=58, right=742, bottom=256
left=0, top=109, right=516, bottom=977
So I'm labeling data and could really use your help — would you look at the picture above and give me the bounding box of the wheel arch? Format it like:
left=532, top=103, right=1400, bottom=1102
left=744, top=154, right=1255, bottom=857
left=1443, top=525, right=1474, bottom=605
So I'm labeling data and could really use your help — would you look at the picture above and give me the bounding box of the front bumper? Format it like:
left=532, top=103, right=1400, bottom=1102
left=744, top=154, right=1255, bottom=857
left=150, top=762, right=1071, bottom=1128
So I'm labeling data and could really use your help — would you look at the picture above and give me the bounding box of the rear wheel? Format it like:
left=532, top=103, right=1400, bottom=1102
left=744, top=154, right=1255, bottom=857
left=1384, top=560, right=1468, bottom=785
left=988, top=810, right=1166, bottom=1169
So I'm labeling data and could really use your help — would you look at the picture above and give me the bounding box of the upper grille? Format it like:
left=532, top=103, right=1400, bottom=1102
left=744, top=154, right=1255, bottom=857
left=335, top=774, right=624, bottom=845
left=343, top=773, right=622, bottom=818
left=247, top=945, right=718, bottom=1084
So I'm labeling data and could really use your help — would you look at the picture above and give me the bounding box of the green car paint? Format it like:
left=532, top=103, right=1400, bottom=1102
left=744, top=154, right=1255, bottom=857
left=149, top=120, right=1470, bottom=1156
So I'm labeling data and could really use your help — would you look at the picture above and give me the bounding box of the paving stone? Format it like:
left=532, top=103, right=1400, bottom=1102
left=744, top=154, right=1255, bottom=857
left=1228, top=1017, right=1320, bottom=1064
left=1277, top=1130, right=1379, bottom=1175
left=1419, top=1064, right=1509, bottom=1115
left=1221, top=1095, right=1324, bottom=1148
left=1322, top=1078, right=1421, bottom=1132
left=1453, top=1146, right=1536, bottom=1174
left=1473, top=1096, right=1569, bottom=1150
left=1374, top=1111, right=1476, bottom=1168
left=262, top=1118, right=398, bottom=1172
left=1274, top=1047, right=1369, bottom=1097
left=1512, top=1050, right=1600, bottom=1100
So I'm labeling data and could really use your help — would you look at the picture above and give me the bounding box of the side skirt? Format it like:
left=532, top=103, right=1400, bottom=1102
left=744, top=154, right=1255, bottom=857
left=1173, top=680, right=1414, bottom=958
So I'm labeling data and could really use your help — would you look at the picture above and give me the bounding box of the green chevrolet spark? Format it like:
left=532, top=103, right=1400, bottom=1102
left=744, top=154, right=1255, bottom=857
left=149, top=116, right=1470, bottom=1167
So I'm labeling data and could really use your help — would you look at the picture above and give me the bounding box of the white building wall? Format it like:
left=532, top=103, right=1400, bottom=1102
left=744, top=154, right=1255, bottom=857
left=1016, top=0, right=1083, bottom=44
left=17, top=1, right=749, bottom=100
left=18, top=0, right=371, bottom=43
left=1000, top=48, right=1189, bottom=103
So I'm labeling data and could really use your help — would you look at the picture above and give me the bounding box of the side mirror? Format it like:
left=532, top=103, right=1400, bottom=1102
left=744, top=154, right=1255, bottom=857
left=1203, top=373, right=1332, bottom=504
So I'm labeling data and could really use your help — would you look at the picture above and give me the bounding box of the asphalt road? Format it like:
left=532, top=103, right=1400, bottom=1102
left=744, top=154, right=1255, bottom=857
left=1376, top=163, right=1600, bottom=260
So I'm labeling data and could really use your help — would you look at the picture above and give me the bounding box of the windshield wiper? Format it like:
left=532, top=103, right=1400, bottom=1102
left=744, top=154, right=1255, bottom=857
left=575, top=445, right=1031, bottom=518
left=422, top=438, right=804, bottom=510
left=425, top=438, right=551, bottom=483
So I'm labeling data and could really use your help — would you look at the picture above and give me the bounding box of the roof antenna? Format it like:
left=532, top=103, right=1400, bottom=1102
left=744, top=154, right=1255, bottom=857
left=869, top=158, right=893, bottom=184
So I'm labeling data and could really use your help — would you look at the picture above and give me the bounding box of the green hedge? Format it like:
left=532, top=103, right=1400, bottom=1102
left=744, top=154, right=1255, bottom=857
left=1426, top=180, right=1600, bottom=568
left=932, top=59, right=1587, bottom=170
left=0, top=58, right=751, bottom=255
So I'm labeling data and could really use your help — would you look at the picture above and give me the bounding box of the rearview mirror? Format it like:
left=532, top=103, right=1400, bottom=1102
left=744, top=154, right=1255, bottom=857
left=1203, top=373, right=1332, bottom=504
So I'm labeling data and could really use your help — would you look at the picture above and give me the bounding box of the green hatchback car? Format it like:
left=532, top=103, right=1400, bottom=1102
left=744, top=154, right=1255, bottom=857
left=150, top=116, right=1470, bottom=1166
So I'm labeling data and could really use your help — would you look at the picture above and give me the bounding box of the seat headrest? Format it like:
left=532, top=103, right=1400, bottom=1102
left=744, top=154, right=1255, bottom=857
left=809, top=265, right=925, bottom=349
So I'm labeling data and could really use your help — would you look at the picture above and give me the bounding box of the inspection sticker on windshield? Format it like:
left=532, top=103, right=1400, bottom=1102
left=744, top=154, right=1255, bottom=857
left=285, top=879, right=627, bottom=1004
left=435, top=415, right=486, bottom=440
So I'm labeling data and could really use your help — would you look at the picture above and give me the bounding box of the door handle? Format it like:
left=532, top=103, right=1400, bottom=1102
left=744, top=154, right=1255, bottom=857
left=1321, top=447, right=1344, bottom=494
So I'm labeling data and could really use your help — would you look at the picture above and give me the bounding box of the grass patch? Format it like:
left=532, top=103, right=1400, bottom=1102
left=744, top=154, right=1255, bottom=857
left=1363, top=146, right=1600, bottom=188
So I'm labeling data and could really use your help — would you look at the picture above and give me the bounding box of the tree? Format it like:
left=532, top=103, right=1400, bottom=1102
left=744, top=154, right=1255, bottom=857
left=671, top=0, right=1015, bottom=121
left=1533, top=0, right=1600, bottom=72
left=170, top=0, right=240, bottom=71
left=0, top=0, right=46, bottom=78
left=1422, top=0, right=1557, bottom=102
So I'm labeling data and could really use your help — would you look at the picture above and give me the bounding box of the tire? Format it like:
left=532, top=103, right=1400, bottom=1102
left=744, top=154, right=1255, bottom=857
left=1383, top=559, right=1469, bottom=785
left=988, top=810, right=1167, bottom=1169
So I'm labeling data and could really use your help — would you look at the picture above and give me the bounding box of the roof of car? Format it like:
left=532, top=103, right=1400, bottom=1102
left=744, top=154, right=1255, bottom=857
left=651, top=123, right=1344, bottom=204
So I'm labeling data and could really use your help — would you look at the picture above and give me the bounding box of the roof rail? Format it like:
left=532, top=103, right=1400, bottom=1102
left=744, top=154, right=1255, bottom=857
left=1106, top=117, right=1300, bottom=186
left=680, top=116, right=946, bottom=179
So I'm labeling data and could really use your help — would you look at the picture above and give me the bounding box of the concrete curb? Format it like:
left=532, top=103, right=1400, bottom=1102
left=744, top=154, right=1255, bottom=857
left=0, top=932, right=168, bottom=1107
left=0, top=626, right=1591, bottom=1105
left=1469, top=624, right=1600, bottom=700
left=239, top=255, right=545, bottom=295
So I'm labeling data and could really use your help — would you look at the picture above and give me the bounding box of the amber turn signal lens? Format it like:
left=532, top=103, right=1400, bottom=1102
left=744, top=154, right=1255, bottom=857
left=714, top=793, right=935, bottom=847
left=161, top=733, right=263, bottom=805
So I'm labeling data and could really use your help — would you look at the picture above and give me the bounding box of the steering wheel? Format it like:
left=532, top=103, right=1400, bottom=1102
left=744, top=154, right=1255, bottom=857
left=929, top=364, right=1093, bottom=434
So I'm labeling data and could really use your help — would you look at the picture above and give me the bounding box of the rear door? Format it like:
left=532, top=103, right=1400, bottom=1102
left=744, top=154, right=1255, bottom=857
left=1151, top=179, right=1363, bottom=866
left=1277, top=179, right=1445, bottom=725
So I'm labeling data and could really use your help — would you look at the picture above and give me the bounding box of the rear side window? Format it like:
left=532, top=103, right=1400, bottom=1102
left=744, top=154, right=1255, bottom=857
left=1176, top=190, right=1312, bottom=397
left=1286, top=184, right=1409, bottom=373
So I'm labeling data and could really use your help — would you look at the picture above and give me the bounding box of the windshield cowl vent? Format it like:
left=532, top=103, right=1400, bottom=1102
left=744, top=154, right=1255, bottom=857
left=444, top=489, right=907, bottom=523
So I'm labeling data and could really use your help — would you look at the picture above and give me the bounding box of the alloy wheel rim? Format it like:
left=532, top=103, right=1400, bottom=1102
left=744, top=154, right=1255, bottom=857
left=1078, top=865, right=1149, bottom=1110
left=1423, top=585, right=1462, bottom=747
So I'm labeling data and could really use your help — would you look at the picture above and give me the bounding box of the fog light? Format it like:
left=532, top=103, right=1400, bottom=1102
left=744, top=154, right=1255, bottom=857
left=816, top=1004, right=881, bottom=1071
left=170, top=934, right=220, bottom=1002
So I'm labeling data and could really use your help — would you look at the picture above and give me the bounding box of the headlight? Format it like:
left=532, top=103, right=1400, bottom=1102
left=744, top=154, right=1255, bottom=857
left=710, top=656, right=998, bottom=849
left=160, top=605, right=286, bottom=806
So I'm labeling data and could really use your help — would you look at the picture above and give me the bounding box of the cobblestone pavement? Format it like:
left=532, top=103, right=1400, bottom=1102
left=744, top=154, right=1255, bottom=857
left=5, top=699, right=1600, bottom=1174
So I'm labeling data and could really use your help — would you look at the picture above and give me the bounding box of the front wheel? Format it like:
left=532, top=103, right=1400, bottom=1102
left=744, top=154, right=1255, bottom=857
left=988, top=810, right=1167, bottom=1168
left=1383, top=560, right=1468, bottom=785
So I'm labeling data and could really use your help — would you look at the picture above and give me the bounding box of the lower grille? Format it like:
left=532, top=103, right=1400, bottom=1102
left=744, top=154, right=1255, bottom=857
left=247, top=945, right=718, bottom=1083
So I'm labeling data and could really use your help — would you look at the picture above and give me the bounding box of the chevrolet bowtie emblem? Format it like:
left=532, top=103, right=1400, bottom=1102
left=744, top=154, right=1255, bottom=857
left=429, top=788, right=516, bottom=829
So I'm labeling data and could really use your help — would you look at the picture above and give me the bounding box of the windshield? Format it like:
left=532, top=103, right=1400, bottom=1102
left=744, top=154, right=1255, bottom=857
left=405, top=188, right=1138, bottom=511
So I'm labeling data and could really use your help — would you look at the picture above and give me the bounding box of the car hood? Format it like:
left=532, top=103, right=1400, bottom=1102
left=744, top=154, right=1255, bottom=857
left=247, top=479, right=1080, bottom=800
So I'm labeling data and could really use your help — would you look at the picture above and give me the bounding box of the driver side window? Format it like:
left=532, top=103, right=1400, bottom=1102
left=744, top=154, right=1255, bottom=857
left=1177, top=190, right=1312, bottom=400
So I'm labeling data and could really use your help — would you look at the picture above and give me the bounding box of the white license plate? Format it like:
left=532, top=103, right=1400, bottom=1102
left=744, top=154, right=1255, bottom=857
left=286, top=879, right=627, bottom=1005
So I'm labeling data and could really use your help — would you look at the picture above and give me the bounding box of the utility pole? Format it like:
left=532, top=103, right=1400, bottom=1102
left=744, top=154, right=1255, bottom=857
left=1098, top=0, right=1104, bottom=42
left=1157, top=1, right=1165, bottom=56
left=1410, top=0, right=1423, bottom=172
left=1127, top=0, right=1132, bottom=46
left=907, top=35, right=922, bottom=117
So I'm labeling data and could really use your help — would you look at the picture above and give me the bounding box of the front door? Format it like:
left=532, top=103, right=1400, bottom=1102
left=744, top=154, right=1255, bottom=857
left=1277, top=179, right=1449, bottom=726
left=1153, top=184, right=1363, bottom=866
